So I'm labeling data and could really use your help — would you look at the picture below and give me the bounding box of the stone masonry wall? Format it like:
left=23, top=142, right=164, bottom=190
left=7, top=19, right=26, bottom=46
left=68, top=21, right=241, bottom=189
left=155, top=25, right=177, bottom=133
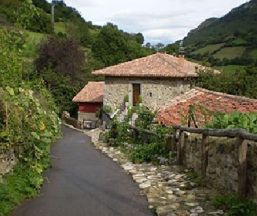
left=183, top=134, right=257, bottom=201
left=104, top=77, right=192, bottom=111
left=0, top=150, right=17, bottom=181
left=78, top=111, right=98, bottom=122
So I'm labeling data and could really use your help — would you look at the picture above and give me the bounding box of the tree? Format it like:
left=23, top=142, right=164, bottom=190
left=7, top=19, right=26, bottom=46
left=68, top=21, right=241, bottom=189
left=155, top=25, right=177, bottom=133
left=196, top=66, right=257, bottom=99
left=153, top=43, right=165, bottom=51
left=34, top=37, right=86, bottom=113
left=134, top=33, right=144, bottom=44
left=16, top=0, right=53, bottom=33
left=162, top=42, right=180, bottom=55
left=66, top=20, right=92, bottom=47
left=92, top=23, right=152, bottom=67
left=32, top=0, right=51, bottom=13
left=35, top=37, right=85, bottom=78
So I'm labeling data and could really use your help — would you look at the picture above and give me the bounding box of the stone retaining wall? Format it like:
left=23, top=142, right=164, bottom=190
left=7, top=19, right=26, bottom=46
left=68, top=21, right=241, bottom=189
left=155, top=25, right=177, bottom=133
left=183, top=134, right=257, bottom=201
left=0, top=150, right=17, bottom=180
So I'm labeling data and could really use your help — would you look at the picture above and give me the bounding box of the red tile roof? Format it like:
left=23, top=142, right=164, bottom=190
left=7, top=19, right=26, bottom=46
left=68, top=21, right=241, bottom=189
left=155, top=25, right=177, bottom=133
left=72, top=82, right=104, bottom=103
left=92, top=53, right=205, bottom=78
left=157, top=88, right=257, bottom=127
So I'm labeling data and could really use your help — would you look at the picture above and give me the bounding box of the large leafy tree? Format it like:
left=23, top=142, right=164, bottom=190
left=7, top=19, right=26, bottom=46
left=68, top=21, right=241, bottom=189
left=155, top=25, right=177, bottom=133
left=16, top=0, right=52, bottom=33
left=196, top=67, right=257, bottom=99
left=32, top=0, right=51, bottom=13
left=34, top=36, right=86, bottom=114
left=35, top=37, right=85, bottom=78
left=92, top=23, right=153, bottom=67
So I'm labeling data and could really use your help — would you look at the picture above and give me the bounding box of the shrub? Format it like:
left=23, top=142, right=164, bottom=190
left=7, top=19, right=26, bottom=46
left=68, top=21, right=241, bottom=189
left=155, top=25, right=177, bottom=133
left=0, top=28, right=24, bottom=87
left=134, top=105, right=156, bottom=130
left=129, top=142, right=169, bottom=164
left=102, top=105, right=112, bottom=114
left=0, top=18, right=60, bottom=216
left=107, top=118, right=132, bottom=146
left=212, top=195, right=257, bottom=216
left=124, top=95, right=129, bottom=103
left=206, top=112, right=257, bottom=134
left=0, top=85, right=61, bottom=216
left=106, top=106, right=173, bottom=163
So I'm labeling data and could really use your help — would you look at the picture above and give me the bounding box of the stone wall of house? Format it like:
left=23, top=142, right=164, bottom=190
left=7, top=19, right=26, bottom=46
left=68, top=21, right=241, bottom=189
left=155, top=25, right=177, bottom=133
left=78, top=111, right=98, bottom=122
left=104, top=77, right=129, bottom=111
left=0, top=150, right=17, bottom=181
left=183, top=134, right=257, bottom=201
left=104, top=77, right=192, bottom=111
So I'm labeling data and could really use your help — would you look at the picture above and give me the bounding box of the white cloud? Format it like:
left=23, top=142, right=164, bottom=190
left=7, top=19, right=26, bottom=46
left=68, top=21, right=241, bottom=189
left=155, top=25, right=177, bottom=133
left=50, top=0, right=249, bottom=44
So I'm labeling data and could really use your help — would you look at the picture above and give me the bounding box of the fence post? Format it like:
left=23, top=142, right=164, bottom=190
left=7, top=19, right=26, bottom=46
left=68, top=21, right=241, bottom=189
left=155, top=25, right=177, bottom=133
left=201, top=134, right=209, bottom=177
left=165, top=135, right=172, bottom=151
left=238, top=138, right=248, bottom=198
left=172, top=129, right=177, bottom=151
left=177, top=130, right=185, bottom=165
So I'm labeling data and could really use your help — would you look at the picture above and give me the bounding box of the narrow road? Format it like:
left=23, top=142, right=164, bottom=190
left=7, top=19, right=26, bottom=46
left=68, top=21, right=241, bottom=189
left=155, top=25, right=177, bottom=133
left=12, top=126, right=152, bottom=216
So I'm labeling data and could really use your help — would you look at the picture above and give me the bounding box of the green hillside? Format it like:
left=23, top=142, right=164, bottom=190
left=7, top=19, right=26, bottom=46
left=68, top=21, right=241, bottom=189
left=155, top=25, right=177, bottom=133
left=184, top=0, right=257, bottom=46
left=0, top=0, right=153, bottom=116
left=162, top=0, right=257, bottom=99
left=173, top=0, right=257, bottom=67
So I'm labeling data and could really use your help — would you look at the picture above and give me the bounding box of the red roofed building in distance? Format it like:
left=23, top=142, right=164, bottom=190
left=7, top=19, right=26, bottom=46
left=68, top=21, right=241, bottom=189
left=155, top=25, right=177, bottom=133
left=157, top=87, right=257, bottom=127
left=73, top=82, right=104, bottom=123
left=92, top=53, right=207, bottom=111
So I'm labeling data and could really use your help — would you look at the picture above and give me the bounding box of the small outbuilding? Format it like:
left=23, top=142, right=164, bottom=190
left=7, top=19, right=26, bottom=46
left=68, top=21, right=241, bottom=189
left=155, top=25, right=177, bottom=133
left=73, top=81, right=104, bottom=123
left=157, top=87, right=257, bottom=127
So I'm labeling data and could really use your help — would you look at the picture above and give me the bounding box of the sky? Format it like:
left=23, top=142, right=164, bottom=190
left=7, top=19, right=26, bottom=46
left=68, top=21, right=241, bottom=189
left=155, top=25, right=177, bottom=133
left=52, top=0, right=249, bottom=44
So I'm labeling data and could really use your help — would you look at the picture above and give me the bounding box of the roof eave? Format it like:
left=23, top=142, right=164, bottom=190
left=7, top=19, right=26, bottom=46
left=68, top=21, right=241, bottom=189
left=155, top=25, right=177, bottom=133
left=92, top=73, right=198, bottom=79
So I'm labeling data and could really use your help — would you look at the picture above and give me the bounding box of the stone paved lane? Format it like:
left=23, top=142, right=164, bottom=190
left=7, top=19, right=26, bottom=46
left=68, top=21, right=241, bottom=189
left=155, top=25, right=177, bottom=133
left=88, top=129, right=225, bottom=216
left=11, top=126, right=153, bottom=216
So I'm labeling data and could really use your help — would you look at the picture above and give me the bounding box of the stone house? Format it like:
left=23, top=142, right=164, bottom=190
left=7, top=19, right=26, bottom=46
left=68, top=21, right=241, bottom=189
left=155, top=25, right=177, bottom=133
left=72, top=81, right=104, bottom=122
left=157, top=87, right=257, bottom=127
left=92, top=53, right=205, bottom=111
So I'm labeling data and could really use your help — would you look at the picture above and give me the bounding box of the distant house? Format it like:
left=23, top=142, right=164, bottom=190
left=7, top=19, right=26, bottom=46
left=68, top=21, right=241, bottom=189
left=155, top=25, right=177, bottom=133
left=93, top=53, right=205, bottom=111
left=157, top=87, right=257, bottom=127
left=72, top=82, right=104, bottom=123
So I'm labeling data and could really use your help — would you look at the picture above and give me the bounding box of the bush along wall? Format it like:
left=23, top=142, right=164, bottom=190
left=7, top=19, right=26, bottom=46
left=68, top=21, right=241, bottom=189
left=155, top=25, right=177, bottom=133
left=0, top=86, right=61, bottom=216
left=104, top=105, right=173, bottom=164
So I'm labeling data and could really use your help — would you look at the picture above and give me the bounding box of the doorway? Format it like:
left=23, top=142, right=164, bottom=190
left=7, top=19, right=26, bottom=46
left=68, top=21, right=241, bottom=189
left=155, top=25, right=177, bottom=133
left=132, top=83, right=141, bottom=106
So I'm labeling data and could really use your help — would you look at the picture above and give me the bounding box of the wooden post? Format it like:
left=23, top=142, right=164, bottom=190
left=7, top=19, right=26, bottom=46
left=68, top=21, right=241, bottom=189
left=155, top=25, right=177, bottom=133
left=201, top=134, right=209, bottom=177
left=238, top=138, right=248, bottom=198
left=5, top=103, right=8, bottom=130
left=172, top=129, right=177, bottom=151
left=177, top=130, right=185, bottom=165
left=165, top=135, right=172, bottom=151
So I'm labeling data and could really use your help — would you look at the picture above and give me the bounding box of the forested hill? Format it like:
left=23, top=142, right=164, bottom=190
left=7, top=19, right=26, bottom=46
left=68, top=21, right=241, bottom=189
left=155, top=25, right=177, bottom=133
left=0, top=0, right=153, bottom=68
left=184, top=0, right=257, bottom=46
left=162, top=0, right=257, bottom=100
left=164, top=0, right=257, bottom=69
left=0, top=0, right=153, bottom=115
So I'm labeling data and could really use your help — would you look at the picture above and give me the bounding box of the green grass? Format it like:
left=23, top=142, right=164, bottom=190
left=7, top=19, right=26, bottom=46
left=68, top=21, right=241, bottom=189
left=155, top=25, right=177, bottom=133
left=22, top=31, right=47, bottom=59
left=54, top=22, right=67, bottom=34
left=249, top=49, right=257, bottom=60
left=213, top=46, right=246, bottom=60
left=192, top=43, right=224, bottom=55
left=0, top=164, right=44, bottom=216
left=212, top=195, right=257, bottom=216
left=215, top=65, right=246, bottom=73
left=231, top=38, right=247, bottom=46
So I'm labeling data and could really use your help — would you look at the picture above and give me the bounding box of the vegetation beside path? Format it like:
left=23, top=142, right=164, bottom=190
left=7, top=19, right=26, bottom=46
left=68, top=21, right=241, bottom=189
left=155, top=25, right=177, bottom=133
left=0, top=22, right=61, bottom=216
